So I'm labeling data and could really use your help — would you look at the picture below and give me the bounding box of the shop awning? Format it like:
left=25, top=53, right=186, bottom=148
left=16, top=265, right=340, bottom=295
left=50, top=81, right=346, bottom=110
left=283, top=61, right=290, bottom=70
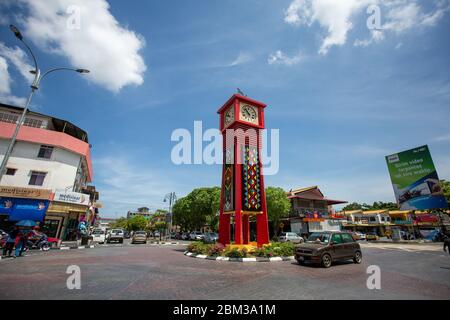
left=0, top=197, right=49, bottom=222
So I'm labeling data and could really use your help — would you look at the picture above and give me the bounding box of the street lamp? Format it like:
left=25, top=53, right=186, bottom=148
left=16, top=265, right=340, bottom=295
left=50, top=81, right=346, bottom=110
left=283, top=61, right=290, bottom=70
left=163, top=192, right=177, bottom=241
left=0, top=25, right=90, bottom=182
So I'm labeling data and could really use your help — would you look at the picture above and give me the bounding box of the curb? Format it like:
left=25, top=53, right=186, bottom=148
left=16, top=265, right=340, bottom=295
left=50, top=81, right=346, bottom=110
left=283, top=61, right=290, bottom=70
left=57, top=245, right=95, bottom=250
left=149, top=241, right=181, bottom=245
left=184, top=251, right=295, bottom=262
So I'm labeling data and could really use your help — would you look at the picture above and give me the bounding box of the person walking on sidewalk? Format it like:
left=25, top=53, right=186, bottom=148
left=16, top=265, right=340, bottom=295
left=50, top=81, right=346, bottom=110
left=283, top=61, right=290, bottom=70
left=2, top=226, right=19, bottom=257
left=14, top=228, right=26, bottom=258
left=444, top=235, right=450, bottom=256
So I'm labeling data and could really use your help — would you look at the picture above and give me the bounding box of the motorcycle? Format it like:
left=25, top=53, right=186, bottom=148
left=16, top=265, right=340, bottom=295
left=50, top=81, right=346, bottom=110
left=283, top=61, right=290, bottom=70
left=25, top=234, right=58, bottom=251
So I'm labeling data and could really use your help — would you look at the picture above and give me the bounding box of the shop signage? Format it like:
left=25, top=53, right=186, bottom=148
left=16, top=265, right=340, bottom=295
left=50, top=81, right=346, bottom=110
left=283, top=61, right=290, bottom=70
left=0, top=197, right=49, bottom=222
left=54, top=190, right=90, bottom=206
left=0, top=186, right=52, bottom=200
left=386, top=145, right=448, bottom=210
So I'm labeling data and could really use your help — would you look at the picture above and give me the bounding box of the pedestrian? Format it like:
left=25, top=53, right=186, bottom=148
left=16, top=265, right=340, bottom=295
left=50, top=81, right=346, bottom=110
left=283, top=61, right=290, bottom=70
left=444, top=236, right=450, bottom=256
left=14, top=228, right=25, bottom=258
left=2, top=226, right=19, bottom=257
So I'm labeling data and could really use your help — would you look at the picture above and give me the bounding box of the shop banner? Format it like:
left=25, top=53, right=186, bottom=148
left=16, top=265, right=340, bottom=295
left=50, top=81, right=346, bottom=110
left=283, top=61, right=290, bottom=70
left=386, top=145, right=448, bottom=210
left=0, top=186, right=52, bottom=200
left=53, top=190, right=90, bottom=206
left=0, top=197, right=49, bottom=222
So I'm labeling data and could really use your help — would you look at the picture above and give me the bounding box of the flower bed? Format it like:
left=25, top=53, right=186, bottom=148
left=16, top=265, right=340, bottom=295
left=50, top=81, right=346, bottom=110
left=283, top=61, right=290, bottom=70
left=186, top=242, right=295, bottom=258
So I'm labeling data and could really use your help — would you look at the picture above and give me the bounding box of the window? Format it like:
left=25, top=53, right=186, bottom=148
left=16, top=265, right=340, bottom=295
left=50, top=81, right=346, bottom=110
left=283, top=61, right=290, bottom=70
left=29, top=171, right=46, bottom=186
left=24, top=117, right=43, bottom=128
left=37, top=145, right=54, bottom=159
left=341, top=233, right=354, bottom=243
left=0, top=112, right=19, bottom=124
left=5, top=168, right=17, bottom=175
left=331, top=234, right=343, bottom=244
left=369, top=217, right=376, bottom=222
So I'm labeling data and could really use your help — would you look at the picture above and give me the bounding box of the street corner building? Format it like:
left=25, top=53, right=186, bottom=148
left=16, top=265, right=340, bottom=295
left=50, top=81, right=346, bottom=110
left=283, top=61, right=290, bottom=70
left=0, top=103, right=100, bottom=240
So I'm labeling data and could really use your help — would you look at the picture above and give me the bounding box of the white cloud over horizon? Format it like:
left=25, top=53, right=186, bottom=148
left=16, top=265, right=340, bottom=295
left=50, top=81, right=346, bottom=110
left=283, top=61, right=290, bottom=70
left=15, top=0, right=147, bottom=92
left=0, top=56, right=27, bottom=106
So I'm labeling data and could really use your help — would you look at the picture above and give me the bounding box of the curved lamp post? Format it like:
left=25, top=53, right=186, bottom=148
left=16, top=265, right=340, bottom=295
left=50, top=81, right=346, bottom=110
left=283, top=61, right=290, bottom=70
left=0, top=25, right=90, bottom=182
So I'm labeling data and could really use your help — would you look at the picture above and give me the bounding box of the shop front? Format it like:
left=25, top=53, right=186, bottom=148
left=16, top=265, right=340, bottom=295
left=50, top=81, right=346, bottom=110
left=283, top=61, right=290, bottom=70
left=44, top=190, right=90, bottom=240
left=0, top=186, right=52, bottom=230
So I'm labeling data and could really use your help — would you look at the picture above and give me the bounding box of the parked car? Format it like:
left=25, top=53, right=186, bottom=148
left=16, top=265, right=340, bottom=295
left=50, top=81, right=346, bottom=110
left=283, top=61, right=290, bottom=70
left=91, top=228, right=106, bottom=244
left=365, top=232, right=379, bottom=241
left=352, top=232, right=366, bottom=241
left=203, top=232, right=219, bottom=243
left=295, top=231, right=362, bottom=268
left=181, top=232, right=190, bottom=240
left=279, top=232, right=304, bottom=243
left=190, top=231, right=204, bottom=241
left=131, top=231, right=148, bottom=244
left=153, top=231, right=161, bottom=238
left=106, top=229, right=124, bottom=243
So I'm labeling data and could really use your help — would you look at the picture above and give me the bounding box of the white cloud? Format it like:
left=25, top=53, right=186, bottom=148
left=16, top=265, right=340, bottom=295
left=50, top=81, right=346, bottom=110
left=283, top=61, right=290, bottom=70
left=0, top=42, right=34, bottom=83
left=17, top=0, right=146, bottom=92
left=0, top=56, right=27, bottom=105
left=284, top=0, right=450, bottom=54
left=354, top=29, right=385, bottom=47
left=434, top=133, right=450, bottom=142
left=268, top=50, right=303, bottom=66
left=228, top=52, right=252, bottom=67
left=94, top=156, right=180, bottom=217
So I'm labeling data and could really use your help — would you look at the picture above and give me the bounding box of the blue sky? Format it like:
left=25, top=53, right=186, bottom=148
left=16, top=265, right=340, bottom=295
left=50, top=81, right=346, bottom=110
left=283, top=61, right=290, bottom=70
left=1, top=0, right=450, bottom=217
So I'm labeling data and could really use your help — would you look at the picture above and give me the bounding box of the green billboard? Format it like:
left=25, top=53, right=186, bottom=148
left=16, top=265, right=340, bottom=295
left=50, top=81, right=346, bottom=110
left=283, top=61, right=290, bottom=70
left=385, top=145, right=448, bottom=210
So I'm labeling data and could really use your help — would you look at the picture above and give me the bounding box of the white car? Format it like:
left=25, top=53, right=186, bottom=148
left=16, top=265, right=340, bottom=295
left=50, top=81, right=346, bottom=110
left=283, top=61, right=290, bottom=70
left=354, top=232, right=366, bottom=241
left=91, top=228, right=106, bottom=244
left=279, top=232, right=304, bottom=243
left=189, top=231, right=204, bottom=241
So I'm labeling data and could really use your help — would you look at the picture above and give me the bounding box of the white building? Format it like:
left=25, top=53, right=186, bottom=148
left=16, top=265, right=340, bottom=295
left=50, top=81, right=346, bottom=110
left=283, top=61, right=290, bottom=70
left=0, top=103, right=96, bottom=240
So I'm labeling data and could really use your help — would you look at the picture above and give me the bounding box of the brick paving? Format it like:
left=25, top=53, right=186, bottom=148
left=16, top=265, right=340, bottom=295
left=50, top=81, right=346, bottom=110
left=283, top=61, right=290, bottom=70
left=0, top=243, right=449, bottom=299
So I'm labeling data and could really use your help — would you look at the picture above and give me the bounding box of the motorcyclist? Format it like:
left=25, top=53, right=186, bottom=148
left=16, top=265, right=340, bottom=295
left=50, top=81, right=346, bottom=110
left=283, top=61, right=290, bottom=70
left=26, top=226, right=47, bottom=248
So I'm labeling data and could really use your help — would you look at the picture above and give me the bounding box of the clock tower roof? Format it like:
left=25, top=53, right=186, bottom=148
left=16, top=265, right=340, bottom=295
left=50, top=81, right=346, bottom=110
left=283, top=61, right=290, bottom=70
left=217, top=94, right=266, bottom=114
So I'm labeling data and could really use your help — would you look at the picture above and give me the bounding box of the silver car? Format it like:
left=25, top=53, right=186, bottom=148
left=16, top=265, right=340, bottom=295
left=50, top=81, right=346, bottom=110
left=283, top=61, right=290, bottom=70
left=279, top=232, right=304, bottom=244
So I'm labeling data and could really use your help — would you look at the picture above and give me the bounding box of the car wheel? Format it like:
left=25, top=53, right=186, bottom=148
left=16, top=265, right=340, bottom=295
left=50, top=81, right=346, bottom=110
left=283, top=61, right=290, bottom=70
left=353, top=251, right=362, bottom=264
left=296, top=259, right=305, bottom=265
left=321, top=253, right=332, bottom=268
left=119, top=239, right=123, bottom=243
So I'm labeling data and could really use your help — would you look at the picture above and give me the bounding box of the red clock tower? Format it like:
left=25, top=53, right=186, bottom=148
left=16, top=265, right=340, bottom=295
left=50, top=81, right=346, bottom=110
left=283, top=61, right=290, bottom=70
left=217, top=94, right=269, bottom=247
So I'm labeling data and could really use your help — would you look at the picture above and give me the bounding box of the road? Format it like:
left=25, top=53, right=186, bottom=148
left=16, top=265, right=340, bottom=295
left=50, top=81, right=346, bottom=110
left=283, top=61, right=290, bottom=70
left=0, top=242, right=449, bottom=299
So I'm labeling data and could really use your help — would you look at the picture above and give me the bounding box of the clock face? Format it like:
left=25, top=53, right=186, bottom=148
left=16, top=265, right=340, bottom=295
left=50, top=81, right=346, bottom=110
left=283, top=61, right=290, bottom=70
left=239, top=103, right=258, bottom=125
left=224, top=106, right=234, bottom=127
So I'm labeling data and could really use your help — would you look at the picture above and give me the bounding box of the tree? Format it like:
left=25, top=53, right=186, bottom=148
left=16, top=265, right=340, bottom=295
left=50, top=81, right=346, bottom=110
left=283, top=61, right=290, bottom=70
left=109, top=217, right=127, bottom=229
left=342, top=202, right=363, bottom=211
left=154, top=221, right=167, bottom=241
left=343, top=201, right=398, bottom=211
left=172, top=187, right=221, bottom=232
left=265, top=186, right=291, bottom=236
left=440, top=180, right=450, bottom=204
left=125, top=215, right=148, bottom=231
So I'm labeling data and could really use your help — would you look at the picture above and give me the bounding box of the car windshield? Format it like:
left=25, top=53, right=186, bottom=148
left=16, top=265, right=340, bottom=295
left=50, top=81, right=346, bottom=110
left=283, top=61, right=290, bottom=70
left=92, top=229, right=104, bottom=235
left=307, top=233, right=330, bottom=244
left=135, top=231, right=146, bottom=235
left=112, top=229, right=122, bottom=233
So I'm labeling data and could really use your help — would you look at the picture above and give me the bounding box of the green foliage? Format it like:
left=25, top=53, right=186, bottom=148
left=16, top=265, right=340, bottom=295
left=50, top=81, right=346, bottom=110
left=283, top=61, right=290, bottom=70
left=172, top=187, right=220, bottom=232
left=253, top=242, right=295, bottom=258
left=109, top=217, right=127, bottom=229
left=343, top=201, right=398, bottom=211
left=342, top=202, right=363, bottom=211
left=440, top=180, right=450, bottom=204
left=154, top=221, right=167, bottom=232
left=224, top=247, right=248, bottom=258
left=125, top=215, right=148, bottom=231
left=266, top=187, right=291, bottom=236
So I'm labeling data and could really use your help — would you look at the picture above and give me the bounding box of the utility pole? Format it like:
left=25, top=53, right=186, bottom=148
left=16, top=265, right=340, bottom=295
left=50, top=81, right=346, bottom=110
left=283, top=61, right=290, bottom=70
left=0, top=25, right=89, bottom=183
left=163, top=192, right=177, bottom=241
